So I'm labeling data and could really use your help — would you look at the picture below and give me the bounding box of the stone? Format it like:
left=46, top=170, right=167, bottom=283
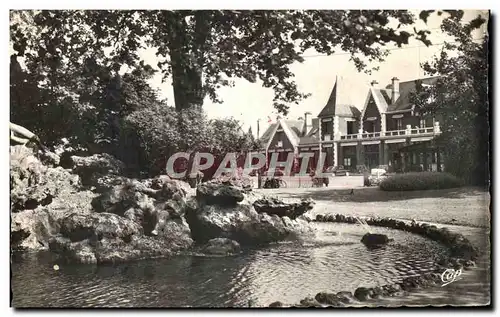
left=185, top=198, right=314, bottom=246
left=316, top=214, right=325, bottom=222
left=335, top=291, right=355, bottom=304
left=299, top=297, right=322, bottom=307
left=361, top=233, right=391, bottom=248
left=201, top=238, right=241, bottom=256
left=70, top=153, right=125, bottom=187
left=315, top=292, right=342, bottom=306
left=335, top=214, right=345, bottom=222
left=253, top=197, right=315, bottom=220
left=354, top=287, right=373, bottom=301
left=11, top=146, right=81, bottom=212
left=11, top=209, right=59, bottom=250
left=371, top=286, right=384, bottom=299
left=196, top=182, right=245, bottom=206
left=326, top=214, right=335, bottom=222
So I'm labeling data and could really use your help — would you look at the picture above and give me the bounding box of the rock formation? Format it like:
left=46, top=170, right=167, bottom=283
left=11, top=145, right=316, bottom=264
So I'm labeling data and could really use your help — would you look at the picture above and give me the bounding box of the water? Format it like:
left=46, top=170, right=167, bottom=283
left=11, top=223, right=450, bottom=308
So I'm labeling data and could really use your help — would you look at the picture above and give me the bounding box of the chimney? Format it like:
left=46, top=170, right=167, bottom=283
left=302, top=111, right=312, bottom=136
left=391, top=77, right=400, bottom=104
left=370, top=80, right=378, bottom=87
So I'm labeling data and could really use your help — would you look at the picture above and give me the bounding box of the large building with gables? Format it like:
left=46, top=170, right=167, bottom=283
left=258, top=76, right=444, bottom=173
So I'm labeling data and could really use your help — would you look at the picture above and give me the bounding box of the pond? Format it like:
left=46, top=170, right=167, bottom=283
left=11, top=222, right=450, bottom=307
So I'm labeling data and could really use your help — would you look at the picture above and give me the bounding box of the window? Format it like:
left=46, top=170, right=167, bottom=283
left=344, top=158, right=351, bottom=167
left=420, top=117, right=426, bottom=128
left=347, top=121, right=354, bottom=135
left=396, top=119, right=403, bottom=130
left=321, top=121, right=332, bottom=134
left=277, top=141, right=283, bottom=147
left=364, top=122, right=374, bottom=133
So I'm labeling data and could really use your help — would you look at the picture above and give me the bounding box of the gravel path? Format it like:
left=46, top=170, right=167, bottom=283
left=255, top=187, right=490, bottom=228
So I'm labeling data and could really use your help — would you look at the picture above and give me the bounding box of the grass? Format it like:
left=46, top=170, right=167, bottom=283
left=379, top=172, right=464, bottom=192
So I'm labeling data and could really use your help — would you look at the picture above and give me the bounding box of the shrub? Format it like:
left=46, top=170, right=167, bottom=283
left=379, top=172, right=464, bottom=191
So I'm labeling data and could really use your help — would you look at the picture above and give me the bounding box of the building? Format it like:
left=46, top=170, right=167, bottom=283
left=258, top=76, right=444, bottom=173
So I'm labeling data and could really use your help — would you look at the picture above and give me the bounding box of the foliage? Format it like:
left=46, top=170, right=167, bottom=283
left=10, top=9, right=464, bottom=114
left=410, top=13, right=489, bottom=186
left=379, top=172, right=463, bottom=191
left=118, top=106, right=257, bottom=176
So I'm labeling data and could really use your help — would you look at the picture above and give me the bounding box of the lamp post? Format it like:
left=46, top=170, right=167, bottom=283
left=257, top=119, right=260, bottom=140
left=318, top=118, right=323, bottom=172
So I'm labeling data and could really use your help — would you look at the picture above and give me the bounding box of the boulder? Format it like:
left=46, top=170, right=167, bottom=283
left=211, top=174, right=254, bottom=191
left=11, top=209, right=59, bottom=250
left=201, top=238, right=241, bottom=256
left=299, top=297, right=322, bottom=307
left=335, top=291, right=355, bottom=304
left=315, top=292, right=342, bottom=306
left=185, top=199, right=314, bottom=245
left=354, top=287, right=373, bottom=301
left=252, top=197, right=315, bottom=219
left=268, top=301, right=284, bottom=308
left=49, top=211, right=192, bottom=264
left=361, top=233, right=391, bottom=248
left=70, top=153, right=125, bottom=187
left=10, top=146, right=81, bottom=212
left=196, top=182, right=245, bottom=206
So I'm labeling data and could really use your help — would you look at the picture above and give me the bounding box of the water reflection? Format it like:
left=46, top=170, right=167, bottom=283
left=12, top=222, right=450, bottom=307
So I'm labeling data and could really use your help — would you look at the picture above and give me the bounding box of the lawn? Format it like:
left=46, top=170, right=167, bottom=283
left=255, top=186, right=490, bottom=228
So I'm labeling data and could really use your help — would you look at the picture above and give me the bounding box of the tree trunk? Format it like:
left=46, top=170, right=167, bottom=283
left=167, top=11, right=209, bottom=112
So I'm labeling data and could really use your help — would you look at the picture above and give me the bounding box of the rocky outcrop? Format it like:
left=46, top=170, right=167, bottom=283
left=10, top=146, right=98, bottom=250
left=196, top=182, right=245, bottom=206
left=186, top=183, right=315, bottom=245
left=253, top=197, right=315, bottom=219
left=48, top=211, right=190, bottom=264
left=11, top=143, right=316, bottom=263
left=48, top=175, right=195, bottom=264
left=201, top=238, right=241, bottom=256
left=68, top=153, right=125, bottom=187
left=10, top=146, right=81, bottom=212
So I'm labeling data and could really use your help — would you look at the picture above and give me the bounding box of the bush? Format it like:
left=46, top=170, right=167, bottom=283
left=379, top=172, right=464, bottom=191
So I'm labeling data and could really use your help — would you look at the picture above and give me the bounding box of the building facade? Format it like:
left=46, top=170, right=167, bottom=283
left=259, top=76, right=444, bottom=173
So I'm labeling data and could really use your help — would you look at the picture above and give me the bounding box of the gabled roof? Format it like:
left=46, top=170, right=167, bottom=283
left=386, top=76, right=439, bottom=112
left=259, top=123, right=278, bottom=147
left=318, top=76, right=360, bottom=118
left=258, top=119, right=305, bottom=150
left=360, top=87, right=392, bottom=119
left=279, top=119, right=302, bottom=148
left=300, top=118, right=320, bottom=145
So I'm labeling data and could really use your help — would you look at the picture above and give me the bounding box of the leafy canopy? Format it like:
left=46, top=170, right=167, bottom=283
left=410, top=13, right=488, bottom=185
left=10, top=10, right=465, bottom=114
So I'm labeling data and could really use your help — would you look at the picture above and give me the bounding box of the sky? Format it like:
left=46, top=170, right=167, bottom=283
left=137, top=9, right=488, bottom=137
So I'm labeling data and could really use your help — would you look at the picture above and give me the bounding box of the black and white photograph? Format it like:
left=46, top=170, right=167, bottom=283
left=8, top=4, right=491, bottom=309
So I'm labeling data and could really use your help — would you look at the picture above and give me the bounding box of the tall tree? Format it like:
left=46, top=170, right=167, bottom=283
left=10, top=10, right=465, bottom=114
left=411, top=13, right=489, bottom=185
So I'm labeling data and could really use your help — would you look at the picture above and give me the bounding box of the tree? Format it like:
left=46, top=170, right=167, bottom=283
left=411, top=13, right=489, bottom=185
left=10, top=10, right=466, bottom=114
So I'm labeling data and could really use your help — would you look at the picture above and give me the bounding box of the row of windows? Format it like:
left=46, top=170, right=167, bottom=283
left=320, top=118, right=431, bottom=135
